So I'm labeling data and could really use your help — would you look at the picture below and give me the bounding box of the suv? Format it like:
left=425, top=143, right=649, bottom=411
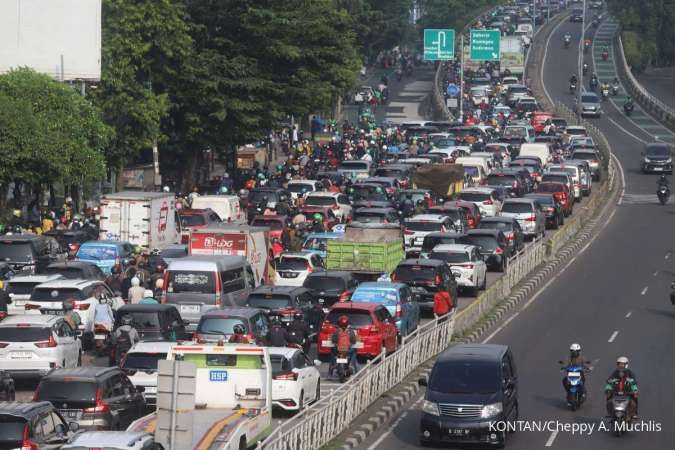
left=392, top=259, right=458, bottom=312
left=404, top=215, right=455, bottom=253
left=34, top=366, right=146, bottom=430
left=418, top=344, right=518, bottom=447
left=500, top=198, right=546, bottom=238
left=62, top=431, right=160, bottom=450
left=579, top=92, right=602, bottom=118
left=195, top=307, right=270, bottom=344
left=0, top=401, right=80, bottom=449
left=458, top=187, right=503, bottom=217
left=462, top=229, right=510, bottom=272
left=114, top=304, right=187, bottom=342
left=246, top=286, right=324, bottom=333
left=640, top=143, right=673, bottom=174
left=0, top=235, right=64, bottom=275
left=303, top=270, right=359, bottom=310
left=304, top=191, right=353, bottom=222
left=4, top=274, right=65, bottom=315
left=121, top=341, right=174, bottom=407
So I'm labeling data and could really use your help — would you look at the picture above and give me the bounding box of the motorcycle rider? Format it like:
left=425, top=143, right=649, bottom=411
left=563, top=32, right=571, bottom=47
left=605, top=356, right=639, bottom=419
left=590, top=73, right=599, bottom=90
left=267, top=316, right=290, bottom=347
left=401, top=193, right=415, bottom=218
left=611, top=77, right=620, bottom=94
left=94, top=295, right=114, bottom=332
left=657, top=174, right=670, bottom=189
left=329, top=315, right=358, bottom=376
left=228, top=324, right=251, bottom=344
left=569, top=74, right=578, bottom=91
left=311, top=213, right=325, bottom=233
left=62, top=300, right=82, bottom=332
left=582, top=62, right=589, bottom=75
left=287, top=312, right=310, bottom=353
left=413, top=199, right=426, bottom=216
left=111, top=315, right=140, bottom=365
left=561, top=343, right=591, bottom=397
left=601, top=81, right=610, bottom=99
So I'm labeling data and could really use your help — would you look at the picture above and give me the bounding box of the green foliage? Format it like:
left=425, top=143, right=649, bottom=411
left=418, top=0, right=499, bottom=31
left=622, top=31, right=654, bottom=72
left=0, top=69, right=110, bottom=186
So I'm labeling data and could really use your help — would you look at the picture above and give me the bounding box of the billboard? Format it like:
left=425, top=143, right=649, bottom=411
left=0, top=0, right=101, bottom=81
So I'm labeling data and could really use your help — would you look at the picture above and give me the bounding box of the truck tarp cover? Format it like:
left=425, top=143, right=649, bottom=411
left=344, top=224, right=401, bottom=242
left=412, top=164, right=464, bottom=197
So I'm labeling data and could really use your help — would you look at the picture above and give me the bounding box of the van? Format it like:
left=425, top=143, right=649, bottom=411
left=190, top=195, right=244, bottom=223
left=418, top=344, right=518, bottom=447
left=547, top=164, right=583, bottom=201
left=163, top=255, right=255, bottom=329
left=519, top=143, right=552, bottom=164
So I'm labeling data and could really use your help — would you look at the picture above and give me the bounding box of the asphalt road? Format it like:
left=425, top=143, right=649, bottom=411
left=357, top=9, right=675, bottom=450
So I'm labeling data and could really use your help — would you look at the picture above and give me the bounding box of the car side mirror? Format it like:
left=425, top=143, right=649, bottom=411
left=68, top=421, right=79, bottom=432
left=418, top=377, right=428, bottom=387
left=55, top=423, right=67, bottom=435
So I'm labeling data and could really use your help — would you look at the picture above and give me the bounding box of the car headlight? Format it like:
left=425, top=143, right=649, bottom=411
left=643, top=158, right=651, bottom=163
left=422, top=400, right=440, bottom=416
left=480, top=402, right=503, bottom=418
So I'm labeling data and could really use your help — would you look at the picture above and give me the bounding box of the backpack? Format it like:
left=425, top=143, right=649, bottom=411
left=116, top=328, right=133, bottom=355
left=336, top=329, right=351, bottom=353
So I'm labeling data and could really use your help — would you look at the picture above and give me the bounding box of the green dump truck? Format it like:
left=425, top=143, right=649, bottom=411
left=326, top=223, right=404, bottom=279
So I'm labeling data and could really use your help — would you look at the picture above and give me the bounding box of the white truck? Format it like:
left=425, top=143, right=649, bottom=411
left=99, top=191, right=177, bottom=250
left=128, top=343, right=273, bottom=450
left=500, top=36, right=525, bottom=76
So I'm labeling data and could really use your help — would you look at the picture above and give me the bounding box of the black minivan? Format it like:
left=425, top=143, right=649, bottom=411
left=418, top=344, right=518, bottom=448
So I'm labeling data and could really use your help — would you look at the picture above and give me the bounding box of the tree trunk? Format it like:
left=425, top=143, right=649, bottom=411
left=115, top=160, right=125, bottom=192
left=181, top=149, right=202, bottom=193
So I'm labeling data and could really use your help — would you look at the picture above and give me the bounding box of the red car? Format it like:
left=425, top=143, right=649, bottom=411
left=299, top=206, right=339, bottom=231
left=453, top=200, right=482, bottom=229
left=531, top=111, right=554, bottom=134
left=317, top=303, right=398, bottom=359
left=536, top=182, right=573, bottom=217
left=177, top=208, right=221, bottom=243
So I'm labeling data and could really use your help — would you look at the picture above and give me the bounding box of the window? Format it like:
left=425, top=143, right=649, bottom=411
left=292, top=352, right=307, bottom=369
left=221, top=268, right=245, bottom=294
left=246, top=266, right=256, bottom=289
left=111, top=374, right=125, bottom=397
left=38, top=412, right=56, bottom=437
left=338, top=195, right=350, bottom=205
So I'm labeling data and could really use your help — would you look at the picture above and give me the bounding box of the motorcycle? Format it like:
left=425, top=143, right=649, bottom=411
left=602, top=51, right=609, bottom=61
left=657, top=185, right=670, bottom=205
left=611, top=84, right=620, bottom=96
left=584, top=42, right=590, bottom=54
left=590, top=78, right=598, bottom=91
left=569, top=82, right=577, bottom=94
left=601, top=87, right=609, bottom=101
left=564, top=38, right=571, bottom=49
left=624, top=103, right=634, bottom=116
left=582, top=64, right=588, bottom=76
left=559, top=363, right=590, bottom=411
left=93, top=324, right=112, bottom=356
left=335, top=351, right=353, bottom=383
left=608, top=394, right=632, bottom=436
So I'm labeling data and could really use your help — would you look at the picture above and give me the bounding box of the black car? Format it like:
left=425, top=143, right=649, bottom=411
left=114, top=304, right=188, bottom=342
left=246, top=286, right=324, bottom=335
left=477, top=217, right=525, bottom=254
left=303, top=270, right=359, bottom=310
left=420, top=232, right=467, bottom=257
left=34, top=366, right=146, bottom=430
left=392, top=259, right=458, bottom=313
left=351, top=207, right=400, bottom=225
left=425, top=206, right=469, bottom=234
left=461, top=229, right=510, bottom=272
left=525, top=193, right=564, bottom=229
left=640, top=143, right=673, bottom=174
left=418, top=344, right=519, bottom=447
left=0, top=401, right=79, bottom=448
left=44, top=261, right=106, bottom=281
left=195, top=307, right=270, bottom=344
left=0, top=235, right=64, bottom=274
left=246, top=188, right=292, bottom=221
left=486, top=171, right=526, bottom=197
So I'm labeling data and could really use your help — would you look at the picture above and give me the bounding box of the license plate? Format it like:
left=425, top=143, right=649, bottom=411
left=318, top=298, right=325, bottom=304
left=144, top=386, right=157, bottom=394
left=180, top=305, right=200, bottom=314
left=11, top=352, right=31, bottom=359
left=66, top=411, right=79, bottom=419
left=95, top=334, right=107, bottom=340
left=653, top=167, right=663, bottom=171
left=450, top=428, right=470, bottom=435
left=41, top=309, right=64, bottom=316
left=336, top=358, right=348, bottom=364
left=568, top=371, right=581, bottom=377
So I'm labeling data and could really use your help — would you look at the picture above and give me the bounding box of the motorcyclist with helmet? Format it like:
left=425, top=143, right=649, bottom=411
left=62, top=300, right=82, bottom=332
left=267, top=316, right=290, bottom=347
left=590, top=72, right=599, bottom=90
left=563, top=32, right=572, bottom=48
left=311, top=213, right=325, bottom=233
left=657, top=174, right=670, bottom=189
left=623, top=95, right=634, bottom=113
left=560, top=343, right=592, bottom=397
left=228, top=324, right=251, bottom=344
left=413, top=199, right=426, bottom=216
left=287, top=312, right=310, bottom=353
left=569, top=74, right=578, bottom=90
left=329, top=315, right=358, bottom=376
left=111, top=315, right=140, bottom=365
left=605, top=356, right=639, bottom=419
left=401, top=193, right=415, bottom=218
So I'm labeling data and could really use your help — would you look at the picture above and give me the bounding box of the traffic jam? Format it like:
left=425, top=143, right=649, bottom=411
left=0, top=19, right=604, bottom=450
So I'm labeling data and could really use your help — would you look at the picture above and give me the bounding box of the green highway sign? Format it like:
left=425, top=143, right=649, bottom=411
left=470, top=29, right=501, bottom=61
left=424, top=29, right=455, bottom=61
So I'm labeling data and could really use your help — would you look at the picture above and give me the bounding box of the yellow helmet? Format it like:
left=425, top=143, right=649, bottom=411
left=12, top=209, right=21, bottom=218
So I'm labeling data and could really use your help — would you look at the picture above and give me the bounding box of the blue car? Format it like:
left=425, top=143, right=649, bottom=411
left=350, top=282, right=420, bottom=337
left=301, top=232, right=344, bottom=258
left=75, top=240, right=134, bottom=274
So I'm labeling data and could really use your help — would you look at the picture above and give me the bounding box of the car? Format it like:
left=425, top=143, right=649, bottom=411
left=61, top=431, right=160, bottom=450
left=547, top=164, right=583, bottom=201
left=428, top=244, right=487, bottom=296
left=391, top=259, right=458, bottom=312
left=44, top=229, right=95, bottom=259
left=337, top=160, right=372, bottom=181
left=0, top=234, right=65, bottom=275
left=425, top=206, right=469, bottom=235
left=246, top=286, right=323, bottom=333
left=500, top=198, right=546, bottom=238
left=350, top=282, right=420, bottom=336
left=531, top=111, right=554, bottom=134
left=75, top=240, right=135, bottom=274
left=640, top=143, right=673, bottom=174
left=404, top=215, right=455, bottom=253
left=317, top=302, right=398, bottom=359
left=287, top=179, right=324, bottom=201
left=352, top=207, right=400, bottom=225
left=4, top=274, right=64, bottom=315
left=515, top=96, right=537, bottom=114
left=418, top=344, right=518, bottom=448
left=43, top=261, right=106, bottom=281
left=34, top=366, right=146, bottom=430
left=458, top=187, right=503, bottom=217
left=579, top=92, right=602, bottom=118
left=358, top=177, right=402, bottom=196
left=297, top=206, right=340, bottom=232
left=246, top=187, right=292, bottom=221
left=0, top=314, right=82, bottom=378
left=486, top=171, right=526, bottom=197
left=541, top=173, right=574, bottom=205
left=525, top=193, right=565, bottom=229
left=504, top=84, right=530, bottom=107
left=194, top=307, right=270, bottom=344
left=26, top=279, right=125, bottom=346
left=120, top=340, right=174, bottom=406
left=304, top=192, right=353, bottom=222
left=275, top=252, right=325, bottom=287
left=250, top=215, right=291, bottom=248
left=508, top=158, right=544, bottom=183
left=348, top=183, right=394, bottom=209
left=354, top=85, right=375, bottom=104
left=270, top=347, right=321, bottom=412
left=301, top=232, right=344, bottom=259
left=159, top=244, right=188, bottom=265
left=177, top=208, right=221, bottom=243
left=570, top=8, right=583, bottom=22
left=375, top=165, right=415, bottom=188
left=419, top=231, right=467, bottom=258
left=536, top=181, right=574, bottom=217
left=462, top=229, right=510, bottom=272
left=477, top=216, right=525, bottom=254
left=114, top=304, right=187, bottom=342
left=565, top=159, right=593, bottom=196
left=303, top=270, right=359, bottom=311
left=0, top=401, right=80, bottom=449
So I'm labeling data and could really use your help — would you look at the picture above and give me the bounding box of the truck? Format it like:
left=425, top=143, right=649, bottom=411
left=191, top=195, right=245, bottom=224
left=411, top=164, right=465, bottom=199
left=326, top=223, right=404, bottom=280
left=128, top=343, right=273, bottom=450
left=189, top=225, right=270, bottom=285
left=500, top=35, right=525, bottom=76
left=99, top=191, right=177, bottom=250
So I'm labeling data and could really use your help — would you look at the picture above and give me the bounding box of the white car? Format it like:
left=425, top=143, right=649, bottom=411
left=275, top=252, right=325, bottom=287
left=61, top=431, right=158, bottom=450
left=404, top=214, right=455, bottom=252
left=500, top=198, right=547, bottom=238
left=121, top=341, right=174, bottom=406
left=24, top=279, right=125, bottom=346
left=428, top=244, right=487, bottom=296
left=458, top=187, right=503, bottom=217
left=304, top=192, right=352, bottom=222
left=0, top=314, right=82, bottom=377
left=4, top=274, right=64, bottom=315
left=269, top=347, right=321, bottom=412
left=287, top=180, right=324, bottom=202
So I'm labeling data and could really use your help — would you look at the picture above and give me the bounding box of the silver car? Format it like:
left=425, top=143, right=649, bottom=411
left=579, top=93, right=602, bottom=118
left=499, top=198, right=546, bottom=238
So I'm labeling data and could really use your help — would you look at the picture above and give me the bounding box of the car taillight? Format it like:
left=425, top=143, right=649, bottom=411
left=390, top=272, right=398, bottom=282
left=24, top=304, right=41, bottom=310
left=483, top=199, right=493, bottom=205
left=495, top=247, right=504, bottom=255
left=35, top=335, right=57, bottom=348
left=532, top=172, right=540, bottom=178
left=338, top=291, right=351, bottom=302
left=435, top=275, right=442, bottom=285
left=506, top=233, right=515, bottom=241
left=395, top=304, right=401, bottom=318
left=84, top=388, right=110, bottom=413
left=404, top=228, right=414, bottom=235
left=273, top=371, right=298, bottom=381
left=0, top=342, right=8, bottom=348
left=547, top=207, right=555, bottom=213
left=32, top=390, right=39, bottom=401
left=332, top=204, right=340, bottom=210
left=526, top=214, right=537, bottom=221
left=464, top=264, right=474, bottom=269
left=22, top=424, right=39, bottom=450
left=307, top=266, right=313, bottom=273
left=73, top=303, right=90, bottom=311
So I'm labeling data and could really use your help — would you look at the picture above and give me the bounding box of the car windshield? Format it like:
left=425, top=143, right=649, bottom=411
left=394, top=265, right=435, bottom=282
left=277, top=258, right=309, bottom=271
left=351, top=288, right=399, bottom=305
left=76, top=245, right=118, bottom=260
left=0, top=242, right=34, bottom=263
left=287, top=183, right=314, bottom=193
left=198, top=317, right=247, bottom=336
left=464, top=235, right=498, bottom=251
left=487, top=175, right=516, bottom=186
left=30, top=288, right=85, bottom=302
left=503, top=127, right=526, bottom=138
left=502, top=202, right=533, bottom=213
left=325, top=310, right=373, bottom=327
left=247, top=294, right=292, bottom=310
left=646, top=146, right=671, bottom=157
left=422, top=235, right=460, bottom=252
left=339, top=162, right=369, bottom=170
left=179, top=214, right=206, bottom=227
left=0, top=416, right=26, bottom=447
left=305, top=196, right=336, bottom=207
left=249, top=191, right=279, bottom=203
left=529, top=195, right=554, bottom=206
left=581, top=94, right=598, bottom=103
left=270, top=355, right=293, bottom=373
left=549, top=167, right=577, bottom=177
left=122, top=352, right=168, bottom=371
left=572, top=152, right=596, bottom=160
left=36, top=381, right=98, bottom=402
left=167, top=271, right=215, bottom=294
left=43, top=267, right=87, bottom=279
left=430, top=251, right=470, bottom=263
left=353, top=212, right=387, bottom=223
left=0, top=327, right=51, bottom=342
left=120, top=312, right=161, bottom=328
left=464, top=166, right=479, bottom=176
left=406, top=221, right=444, bottom=232
left=304, top=276, right=346, bottom=291
left=459, top=192, right=490, bottom=202
left=6, top=281, right=41, bottom=296
left=479, top=221, right=512, bottom=232
left=429, top=361, right=500, bottom=393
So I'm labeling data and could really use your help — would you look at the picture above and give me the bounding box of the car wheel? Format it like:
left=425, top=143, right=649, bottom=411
left=314, top=380, right=321, bottom=403
left=297, top=391, right=304, bottom=413
left=239, top=437, right=247, bottom=450
left=77, top=351, right=82, bottom=367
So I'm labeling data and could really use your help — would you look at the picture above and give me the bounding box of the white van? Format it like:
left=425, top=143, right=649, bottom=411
left=547, top=164, right=583, bottom=201
left=455, top=156, right=491, bottom=177
left=519, top=143, right=552, bottom=165
left=191, top=195, right=244, bottom=223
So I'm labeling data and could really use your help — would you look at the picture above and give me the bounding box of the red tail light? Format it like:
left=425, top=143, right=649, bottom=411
left=332, top=204, right=340, bottom=210
left=24, top=304, right=41, bottom=310
left=404, top=228, right=414, bottom=235
left=273, top=371, right=298, bottom=381
left=434, top=275, right=442, bottom=285
left=32, top=390, right=39, bottom=401
left=22, top=424, right=39, bottom=450
left=84, top=388, right=110, bottom=413
left=35, top=335, right=57, bottom=348
left=307, top=266, right=314, bottom=273
left=465, top=264, right=474, bottom=269
left=192, top=331, right=199, bottom=342
left=526, top=214, right=537, bottom=222
left=395, top=304, right=402, bottom=319
left=338, top=291, right=351, bottom=303
left=161, top=271, right=169, bottom=303
left=483, top=199, right=493, bottom=205
left=390, top=272, right=398, bottom=282
left=468, top=218, right=476, bottom=228
left=495, top=247, right=504, bottom=255
left=506, top=233, right=515, bottom=241
left=73, top=302, right=90, bottom=311
left=0, top=342, right=8, bottom=348
left=0, top=312, right=6, bottom=320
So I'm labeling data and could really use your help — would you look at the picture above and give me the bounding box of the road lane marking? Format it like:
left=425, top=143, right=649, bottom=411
left=366, top=412, right=409, bottom=450
left=641, top=286, right=648, bottom=295
left=545, top=430, right=559, bottom=447
left=625, top=311, right=632, bottom=318
left=608, top=331, right=619, bottom=342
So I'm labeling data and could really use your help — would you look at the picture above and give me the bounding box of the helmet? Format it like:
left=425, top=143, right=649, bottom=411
left=155, top=278, right=164, bottom=290
left=233, top=324, right=245, bottom=335
left=271, top=316, right=282, bottom=326
left=131, top=277, right=140, bottom=287
left=12, top=209, right=21, bottom=218
left=569, top=343, right=581, bottom=357
left=162, top=186, right=170, bottom=193
left=416, top=199, right=424, bottom=206
left=616, top=356, right=629, bottom=366
left=313, top=213, right=323, bottom=222
left=220, top=186, right=229, bottom=194
left=406, top=193, right=413, bottom=200
left=143, top=289, right=154, bottom=298
left=337, top=315, right=349, bottom=329
left=121, top=315, right=133, bottom=326
left=262, top=195, right=269, bottom=202
left=65, top=197, right=73, bottom=204
left=62, top=300, right=74, bottom=311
